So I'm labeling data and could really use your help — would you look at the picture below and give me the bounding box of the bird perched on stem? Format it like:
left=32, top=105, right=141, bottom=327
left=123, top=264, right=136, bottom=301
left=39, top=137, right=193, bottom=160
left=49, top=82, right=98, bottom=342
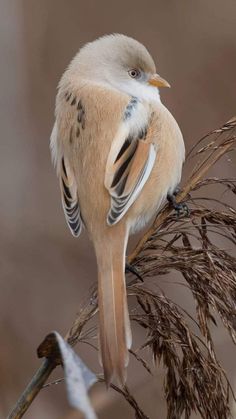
left=50, top=34, right=185, bottom=386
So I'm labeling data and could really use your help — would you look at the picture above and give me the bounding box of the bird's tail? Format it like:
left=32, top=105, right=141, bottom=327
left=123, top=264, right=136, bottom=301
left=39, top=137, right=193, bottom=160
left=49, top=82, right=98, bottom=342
left=94, top=225, right=132, bottom=386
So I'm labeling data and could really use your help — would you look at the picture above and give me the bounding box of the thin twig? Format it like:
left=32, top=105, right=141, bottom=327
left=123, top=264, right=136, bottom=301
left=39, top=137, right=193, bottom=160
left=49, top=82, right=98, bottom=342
left=7, top=359, right=56, bottom=419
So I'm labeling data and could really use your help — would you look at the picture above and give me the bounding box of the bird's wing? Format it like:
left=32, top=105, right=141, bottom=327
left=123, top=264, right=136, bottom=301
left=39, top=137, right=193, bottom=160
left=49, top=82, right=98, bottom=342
left=50, top=97, right=83, bottom=238
left=105, top=103, right=158, bottom=225
left=59, top=155, right=83, bottom=237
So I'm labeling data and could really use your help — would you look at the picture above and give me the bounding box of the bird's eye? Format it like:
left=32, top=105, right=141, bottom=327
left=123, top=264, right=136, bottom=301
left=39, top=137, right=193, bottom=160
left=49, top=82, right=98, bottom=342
left=128, top=69, right=141, bottom=79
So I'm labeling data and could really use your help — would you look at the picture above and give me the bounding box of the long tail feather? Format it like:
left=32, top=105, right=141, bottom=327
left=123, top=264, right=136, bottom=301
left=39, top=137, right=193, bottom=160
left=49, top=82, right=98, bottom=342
left=95, top=227, right=132, bottom=385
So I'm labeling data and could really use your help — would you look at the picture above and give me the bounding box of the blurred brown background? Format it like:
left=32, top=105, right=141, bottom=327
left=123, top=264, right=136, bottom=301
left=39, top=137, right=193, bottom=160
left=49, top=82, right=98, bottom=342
left=1, top=1, right=236, bottom=418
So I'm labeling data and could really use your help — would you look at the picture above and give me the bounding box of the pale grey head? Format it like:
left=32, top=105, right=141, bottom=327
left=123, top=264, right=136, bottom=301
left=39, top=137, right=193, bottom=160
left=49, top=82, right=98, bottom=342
left=64, top=34, right=170, bottom=100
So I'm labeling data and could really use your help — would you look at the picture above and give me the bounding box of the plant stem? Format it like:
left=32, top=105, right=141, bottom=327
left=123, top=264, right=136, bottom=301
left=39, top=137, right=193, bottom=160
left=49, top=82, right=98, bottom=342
left=7, top=359, right=56, bottom=419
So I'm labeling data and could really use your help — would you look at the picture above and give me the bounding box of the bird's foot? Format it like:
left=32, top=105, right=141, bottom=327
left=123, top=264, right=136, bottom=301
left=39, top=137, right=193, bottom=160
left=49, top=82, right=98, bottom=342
left=167, top=191, right=190, bottom=218
left=125, top=263, right=143, bottom=282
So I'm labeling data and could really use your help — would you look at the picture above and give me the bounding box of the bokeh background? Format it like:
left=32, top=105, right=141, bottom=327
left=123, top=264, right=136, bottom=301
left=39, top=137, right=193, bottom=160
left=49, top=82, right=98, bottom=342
left=1, top=1, right=236, bottom=418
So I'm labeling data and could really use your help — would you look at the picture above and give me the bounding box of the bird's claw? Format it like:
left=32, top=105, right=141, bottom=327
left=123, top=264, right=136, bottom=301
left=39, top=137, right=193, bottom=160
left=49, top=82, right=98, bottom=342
left=174, top=202, right=190, bottom=218
left=167, top=192, right=190, bottom=218
left=125, top=263, right=143, bottom=282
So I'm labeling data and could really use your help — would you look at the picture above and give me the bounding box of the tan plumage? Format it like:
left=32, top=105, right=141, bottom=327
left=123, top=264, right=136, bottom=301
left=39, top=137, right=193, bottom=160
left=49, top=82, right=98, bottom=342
left=50, top=34, right=185, bottom=385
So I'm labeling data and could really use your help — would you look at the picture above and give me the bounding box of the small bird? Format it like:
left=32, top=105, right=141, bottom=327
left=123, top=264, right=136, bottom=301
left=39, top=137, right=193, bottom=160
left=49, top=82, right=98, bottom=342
left=50, top=34, right=185, bottom=385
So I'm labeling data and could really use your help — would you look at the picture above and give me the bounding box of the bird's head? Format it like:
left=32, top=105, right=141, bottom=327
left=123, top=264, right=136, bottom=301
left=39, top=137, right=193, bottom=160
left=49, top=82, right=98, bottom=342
left=66, top=34, right=170, bottom=101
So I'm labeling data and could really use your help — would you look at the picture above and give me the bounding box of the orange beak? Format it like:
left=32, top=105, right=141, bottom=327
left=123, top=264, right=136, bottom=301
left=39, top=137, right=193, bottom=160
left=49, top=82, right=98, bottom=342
left=148, top=74, right=170, bottom=88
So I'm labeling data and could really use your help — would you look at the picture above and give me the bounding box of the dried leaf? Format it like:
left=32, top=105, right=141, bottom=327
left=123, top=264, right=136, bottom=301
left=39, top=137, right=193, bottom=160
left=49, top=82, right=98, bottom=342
left=38, top=331, right=97, bottom=419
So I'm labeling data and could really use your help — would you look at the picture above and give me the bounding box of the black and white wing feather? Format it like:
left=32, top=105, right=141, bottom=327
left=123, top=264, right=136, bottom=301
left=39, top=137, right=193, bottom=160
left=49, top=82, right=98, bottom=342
left=105, top=118, right=157, bottom=226
left=50, top=97, right=84, bottom=238
left=60, top=156, right=83, bottom=237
